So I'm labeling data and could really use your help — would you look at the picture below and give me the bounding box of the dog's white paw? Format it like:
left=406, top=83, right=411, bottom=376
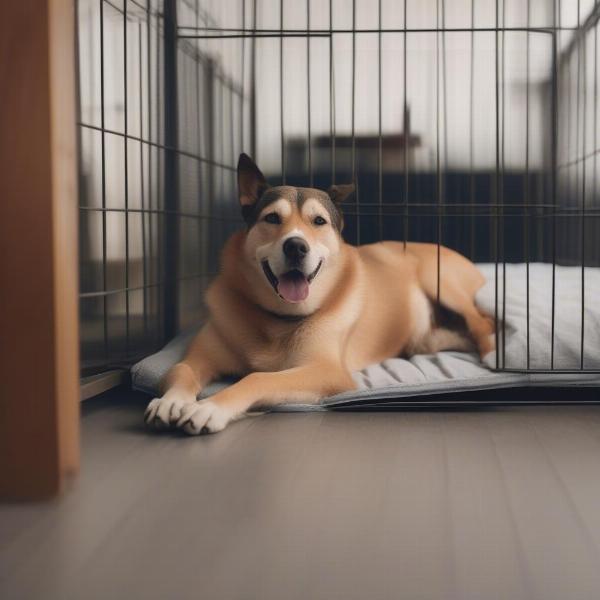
left=176, top=399, right=233, bottom=435
left=144, top=392, right=196, bottom=428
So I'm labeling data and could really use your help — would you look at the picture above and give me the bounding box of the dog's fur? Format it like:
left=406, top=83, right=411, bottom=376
left=145, top=154, right=495, bottom=434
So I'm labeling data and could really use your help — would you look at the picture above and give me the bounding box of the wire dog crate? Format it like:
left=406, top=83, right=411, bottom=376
left=77, top=0, right=600, bottom=388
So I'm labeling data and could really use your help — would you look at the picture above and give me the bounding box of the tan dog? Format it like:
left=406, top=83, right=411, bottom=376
left=145, top=154, right=495, bottom=434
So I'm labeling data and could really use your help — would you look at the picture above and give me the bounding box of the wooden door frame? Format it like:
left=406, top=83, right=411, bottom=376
left=0, top=0, right=80, bottom=499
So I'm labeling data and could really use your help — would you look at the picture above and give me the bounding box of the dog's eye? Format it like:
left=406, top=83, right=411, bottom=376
left=263, top=212, right=281, bottom=225
left=313, top=216, right=327, bottom=226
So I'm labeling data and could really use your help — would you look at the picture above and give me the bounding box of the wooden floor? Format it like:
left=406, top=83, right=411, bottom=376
left=3, top=389, right=600, bottom=599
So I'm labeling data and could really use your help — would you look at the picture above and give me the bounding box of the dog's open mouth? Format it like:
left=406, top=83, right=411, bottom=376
left=261, top=260, right=322, bottom=303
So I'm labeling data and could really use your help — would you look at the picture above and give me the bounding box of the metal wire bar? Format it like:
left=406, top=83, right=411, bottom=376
left=156, top=2, right=164, bottom=344
left=78, top=208, right=240, bottom=224
left=229, top=67, right=236, bottom=185
left=501, top=0, right=507, bottom=370
left=594, top=19, right=599, bottom=327
left=557, top=147, right=600, bottom=169
left=306, top=0, right=312, bottom=187
left=178, top=26, right=572, bottom=37
left=218, top=69, right=225, bottom=229
left=99, top=0, right=109, bottom=362
left=578, top=0, right=587, bottom=370
left=280, top=0, right=285, bottom=183
left=525, top=0, right=531, bottom=369
left=241, top=0, right=246, bottom=154
left=493, top=368, right=600, bottom=374
left=78, top=122, right=237, bottom=170
left=250, top=0, right=257, bottom=159
left=146, top=0, right=156, bottom=348
left=403, top=0, right=408, bottom=249
left=81, top=273, right=218, bottom=299
left=351, top=0, right=359, bottom=244
left=494, top=0, right=500, bottom=369
left=377, top=0, right=383, bottom=240
left=435, top=0, right=443, bottom=305
left=338, top=210, right=600, bottom=219
left=195, top=0, right=203, bottom=285
left=123, top=0, right=130, bottom=357
left=329, top=0, right=335, bottom=185
left=292, top=200, right=592, bottom=209
left=551, top=6, right=559, bottom=370
left=138, top=19, right=149, bottom=340
left=469, top=0, right=475, bottom=260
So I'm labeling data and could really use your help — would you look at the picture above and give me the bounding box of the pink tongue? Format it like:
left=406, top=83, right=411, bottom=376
left=277, top=271, right=309, bottom=303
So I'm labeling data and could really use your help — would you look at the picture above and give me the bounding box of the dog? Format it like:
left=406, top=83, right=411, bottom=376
left=144, top=153, right=495, bottom=434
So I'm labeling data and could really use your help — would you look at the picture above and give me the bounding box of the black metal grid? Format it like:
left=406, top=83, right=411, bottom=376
left=77, top=0, right=245, bottom=376
left=77, top=0, right=600, bottom=378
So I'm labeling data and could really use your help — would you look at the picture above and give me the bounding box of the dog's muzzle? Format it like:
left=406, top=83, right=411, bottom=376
left=261, top=259, right=322, bottom=304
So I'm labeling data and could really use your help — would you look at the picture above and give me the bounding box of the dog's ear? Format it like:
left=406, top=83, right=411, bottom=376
left=237, top=153, right=270, bottom=209
left=326, top=183, right=355, bottom=205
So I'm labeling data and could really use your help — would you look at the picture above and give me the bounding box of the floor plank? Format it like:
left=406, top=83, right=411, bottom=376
left=2, top=391, right=600, bottom=599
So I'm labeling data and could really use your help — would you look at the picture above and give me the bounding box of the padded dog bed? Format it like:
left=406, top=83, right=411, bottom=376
left=131, top=264, right=600, bottom=409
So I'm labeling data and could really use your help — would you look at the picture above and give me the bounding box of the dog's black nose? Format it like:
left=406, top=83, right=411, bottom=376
left=283, top=236, right=309, bottom=263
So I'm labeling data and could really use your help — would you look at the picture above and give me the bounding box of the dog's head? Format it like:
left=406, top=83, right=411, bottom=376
left=236, top=153, right=354, bottom=313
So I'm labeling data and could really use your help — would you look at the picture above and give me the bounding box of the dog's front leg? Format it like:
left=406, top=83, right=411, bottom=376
left=175, top=363, right=356, bottom=434
left=144, top=361, right=210, bottom=429
left=145, top=324, right=231, bottom=428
